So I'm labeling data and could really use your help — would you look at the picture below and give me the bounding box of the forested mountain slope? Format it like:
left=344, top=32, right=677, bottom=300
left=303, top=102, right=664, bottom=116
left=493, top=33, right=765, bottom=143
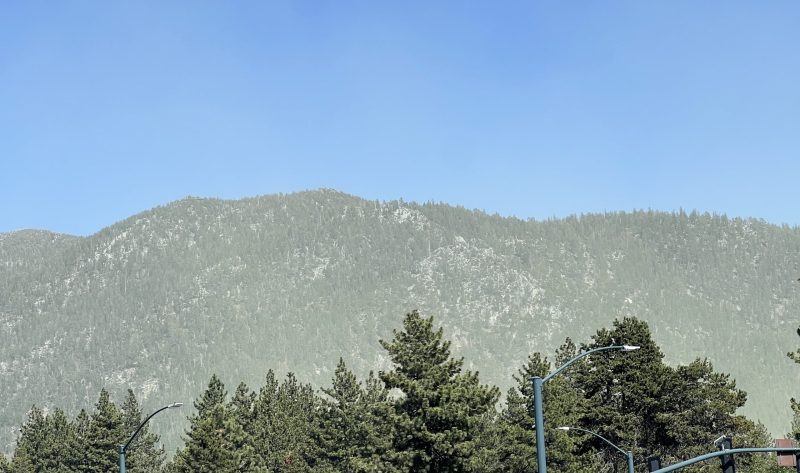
left=1, top=189, right=798, bottom=452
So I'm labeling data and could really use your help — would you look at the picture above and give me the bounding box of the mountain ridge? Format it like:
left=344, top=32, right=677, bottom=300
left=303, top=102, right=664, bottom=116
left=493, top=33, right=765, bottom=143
left=1, top=189, right=798, bottom=453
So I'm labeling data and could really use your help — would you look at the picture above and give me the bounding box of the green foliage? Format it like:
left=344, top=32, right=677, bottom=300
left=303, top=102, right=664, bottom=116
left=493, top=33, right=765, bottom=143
left=172, top=403, right=250, bottom=473
left=2, top=310, right=796, bottom=472
left=313, top=359, right=398, bottom=472
left=379, top=310, right=500, bottom=472
left=33, top=408, right=81, bottom=472
left=171, top=376, right=265, bottom=473
left=83, top=389, right=126, bottom=473
left=486, top=344, right=598, bottom=473
left=565, top=318, right=775, bottom=472
left=251, top=371, right=318, bottom=472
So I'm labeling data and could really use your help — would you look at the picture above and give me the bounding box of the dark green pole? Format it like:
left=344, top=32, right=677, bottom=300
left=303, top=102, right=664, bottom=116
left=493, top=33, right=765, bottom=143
left=119, top=445, right=126, bottom=473
left=533, top=376, right=546, bottom=473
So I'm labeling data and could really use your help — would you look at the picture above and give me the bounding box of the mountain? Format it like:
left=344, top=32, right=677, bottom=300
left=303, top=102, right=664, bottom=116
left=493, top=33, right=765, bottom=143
left=1, top=189, right=799, bottom=453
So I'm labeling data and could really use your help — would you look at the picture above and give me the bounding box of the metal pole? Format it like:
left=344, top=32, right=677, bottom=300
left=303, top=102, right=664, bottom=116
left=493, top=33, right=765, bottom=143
left=119, top=445, right=126, bottom=473
left=627, top=451, right=635, bottom=473
left=533, top=376, right=546, bottom=473
left=651, top=447, right=800, bottom=473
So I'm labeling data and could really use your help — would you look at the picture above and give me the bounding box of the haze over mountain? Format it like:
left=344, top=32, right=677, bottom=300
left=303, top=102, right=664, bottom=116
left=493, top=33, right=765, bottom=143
left=1, top=189, right=798, bottom=453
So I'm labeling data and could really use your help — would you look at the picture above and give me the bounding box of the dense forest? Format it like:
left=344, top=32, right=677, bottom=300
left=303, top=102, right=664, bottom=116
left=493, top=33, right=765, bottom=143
left=1, top=312, right=798, bottom=472
left=1, top=190, right=799, bottom=454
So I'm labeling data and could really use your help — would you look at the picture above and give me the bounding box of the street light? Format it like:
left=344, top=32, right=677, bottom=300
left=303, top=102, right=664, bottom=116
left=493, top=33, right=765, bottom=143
left=558, top=426, right=634, bottom=473
left=532, top=344, right=640, bottom=473
left=119, top=402, right=183, bottom=473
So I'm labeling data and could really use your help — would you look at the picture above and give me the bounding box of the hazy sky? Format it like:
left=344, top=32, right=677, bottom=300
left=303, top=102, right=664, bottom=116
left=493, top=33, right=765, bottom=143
left=2, top=1, right=798, bottom=235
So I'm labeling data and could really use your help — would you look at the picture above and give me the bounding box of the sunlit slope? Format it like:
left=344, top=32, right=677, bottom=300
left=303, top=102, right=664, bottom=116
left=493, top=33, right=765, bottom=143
left=1, top=190, right=798, bottom=452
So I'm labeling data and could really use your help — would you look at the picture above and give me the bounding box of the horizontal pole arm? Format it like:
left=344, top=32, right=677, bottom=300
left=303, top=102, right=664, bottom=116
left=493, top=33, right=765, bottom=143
left=652, top=447, right=800, bottom=473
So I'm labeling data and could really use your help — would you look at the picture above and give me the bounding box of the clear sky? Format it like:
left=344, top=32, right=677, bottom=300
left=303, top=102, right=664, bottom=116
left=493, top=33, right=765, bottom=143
left=2, top=1, right=798, bottom=236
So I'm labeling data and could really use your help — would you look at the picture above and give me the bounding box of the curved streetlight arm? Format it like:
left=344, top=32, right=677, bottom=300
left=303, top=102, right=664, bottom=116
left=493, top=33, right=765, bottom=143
left=651, top=447, right=800, bottom=473
left=544, top=345, right=636, bottom=383
left=560, top=427, right=628, bottom=456
left=122, top=403, right=182, bottom=452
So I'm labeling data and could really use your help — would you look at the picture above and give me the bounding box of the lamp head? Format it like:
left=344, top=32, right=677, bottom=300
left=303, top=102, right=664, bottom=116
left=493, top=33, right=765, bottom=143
left=557, top=426, right=571, bottom=431
left=622, top=345, right=640, bottom=351
left=167, top=402, right=184, bottom=409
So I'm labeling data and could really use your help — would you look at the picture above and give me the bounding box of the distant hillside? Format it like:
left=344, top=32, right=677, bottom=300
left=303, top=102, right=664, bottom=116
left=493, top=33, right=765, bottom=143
left=1, top=189, right=799, bottom=453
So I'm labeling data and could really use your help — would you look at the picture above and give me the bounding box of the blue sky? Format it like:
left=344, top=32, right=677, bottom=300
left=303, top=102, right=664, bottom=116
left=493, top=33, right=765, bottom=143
left=1, top=1, right=798, bottom=236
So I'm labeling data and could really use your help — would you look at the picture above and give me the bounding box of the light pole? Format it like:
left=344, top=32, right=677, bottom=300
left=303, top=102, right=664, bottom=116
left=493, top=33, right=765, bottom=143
left=532, top=344, right=640, bottom=473
left=558, top=426, right=634, bottom=473
left=119, top=402, right=183, bottom=473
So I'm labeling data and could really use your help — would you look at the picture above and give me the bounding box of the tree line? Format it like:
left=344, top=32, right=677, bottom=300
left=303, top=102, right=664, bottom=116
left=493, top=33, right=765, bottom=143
left=1, top=310, right=797, bottom=472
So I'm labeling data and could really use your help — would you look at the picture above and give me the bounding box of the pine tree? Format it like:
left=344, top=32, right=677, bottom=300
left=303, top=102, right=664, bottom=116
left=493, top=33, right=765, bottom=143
left=10, top=406, right=47, bottom=471
left=194, top=374, right=227, bottom=419
left=485, top=343, right=597, bottom=473
left=574, top=317, right=769, bottom=471
left=84, top=389, right=127, bottom=473
left=0, top=453, right=9, bottom=473
left=12, top=406, right=81, bottom=473
left=172, top=403, right=241, bottom=472
left=8, top=448, right=34, bottom=473
left=73, top=409, right=91, bottom=470
left=251, top=371, right=318, bottom=472
left=379, top=310, right=500, bottom=472
left=173, top=375, right=228, bottom=472
left=574, top=317, right=674, bottom=470
left=226, top=382, right=268, bottom=472
left=38, top=408, right=81, bottom=472
left=171, top=375, right=264, bottom=473
left=314, top=358, right=397, bottom=472
left=229, top=382, right=256, bottom=434
left=120, top=389, right=166, bottom=472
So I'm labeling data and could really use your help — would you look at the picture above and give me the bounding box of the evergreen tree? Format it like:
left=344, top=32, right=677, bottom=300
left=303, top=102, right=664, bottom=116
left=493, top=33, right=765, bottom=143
left=37, top=408, right=80, bottom=472
left=73, top=409, right=91, bottom=470
left=84, top=389, right=126, bottom=473
left=575, top=317, right=767, bottom=471
left=314, top=358, right=397, bottom=472
left=172, top=403, right=256, bottom=473
left=251, top=371, right=318, bottom=472
left=379, top=310, right=500, bottom=472
left=226, top=382, right=268, bottom=472
left=0, top=454, right=9, bottom=473
left=194, top=374, right=227, bottom=419
left=483, top=344, right=597, bottom=473
left=120, top=389, right=166, bottom=472
left=171, top=375, right=265, bottom=473
left=574, top=317, right=675, bottom=470
left=8, top=449, right=34, bottom=473
left=10, top=406, right=47, bottom=472
left=228, top=382, right=256, bottom=434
